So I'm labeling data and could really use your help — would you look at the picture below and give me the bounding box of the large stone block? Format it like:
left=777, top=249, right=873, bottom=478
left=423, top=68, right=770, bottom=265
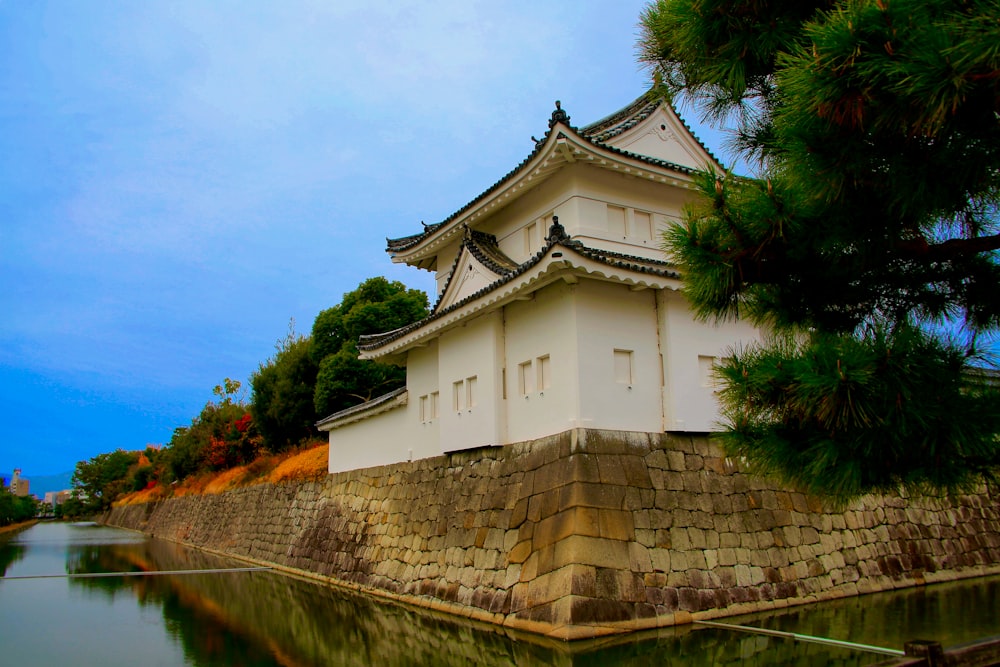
left=103, top=428, right=1000, bottom=641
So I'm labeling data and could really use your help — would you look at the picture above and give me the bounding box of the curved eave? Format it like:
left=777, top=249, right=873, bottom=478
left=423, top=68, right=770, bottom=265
left=361, top=244, right=682, bottom=362
left=388, top=125, right=699, bottom=268
left=316, top=388, right=408, bottom=431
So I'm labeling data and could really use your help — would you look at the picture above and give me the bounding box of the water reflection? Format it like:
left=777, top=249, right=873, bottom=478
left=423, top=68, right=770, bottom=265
left=1, top=523, right=997, bottom=667
left=0, top=542, right=25, bottom=577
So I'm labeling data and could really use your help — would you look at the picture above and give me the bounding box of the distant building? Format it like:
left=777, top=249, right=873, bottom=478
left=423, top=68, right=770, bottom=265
left=9, top=469, right=29, bottom=497
left=44, top=490, right=72, bottom=507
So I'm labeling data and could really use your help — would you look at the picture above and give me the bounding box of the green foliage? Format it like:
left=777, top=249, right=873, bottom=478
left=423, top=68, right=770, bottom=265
left=718, top=327, right=1000, bottom=501
left=56, top=494, right=88, bottom=520
left=641, top=0, right=1000, bottom=498
left=130, top=465, right=154, bottom=492
left=212, top=377, right=245, bottom=405
left=251, top=330, right=319, bottom=452
left=0, top=486, right=37, bottom=526
left=71, top=449, right=140, bottom=512
left=311, top=277, right=428, bottom=417
left=314, top=346, right=406, bottom=414
left=162, top=395, right=253, bottom=480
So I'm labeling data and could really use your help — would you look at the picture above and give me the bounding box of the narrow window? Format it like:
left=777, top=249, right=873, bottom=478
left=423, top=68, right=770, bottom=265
left=524, top=221, right=541, bottom=256
left=633, top=210, right=652, bottom=241
left=519, top=360, right=534, bottom=395
left=607, top=205, right=626, bottom=237
left=501, top=368, right=507, bottom=400
left=699, top=355, right=718, bottom=388
left=537, top=355, right=551, bottom=390
left=430, top=391, right=439, bottom=419
left=466, top=375, right=477, bottom=408
left=614, top=349, right=634, bottom=385
left=420, top=394, right=429, bottom=422
left=453, top=380, right=465, bottom=411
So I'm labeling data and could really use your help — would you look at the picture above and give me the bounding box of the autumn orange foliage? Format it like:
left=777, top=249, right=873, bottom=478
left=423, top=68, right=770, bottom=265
left=114, top=441, right=329, bottom=506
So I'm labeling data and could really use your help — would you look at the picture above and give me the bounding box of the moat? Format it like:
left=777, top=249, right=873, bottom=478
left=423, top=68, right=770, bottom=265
left=0, top=522, right=997, bottom=666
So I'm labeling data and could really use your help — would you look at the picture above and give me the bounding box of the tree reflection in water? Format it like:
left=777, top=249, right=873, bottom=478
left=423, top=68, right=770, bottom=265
left=0, top=540, right=26, bottom=577
left=62, top=531, right=965, bottom=666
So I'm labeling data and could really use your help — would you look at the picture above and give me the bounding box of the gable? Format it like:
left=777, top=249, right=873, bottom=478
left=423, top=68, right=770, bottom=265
left=437, top=249, right=505, bottom=312
left=434, top=230, right=519, bottom=313
left=597, top=104, right=719, bottom=172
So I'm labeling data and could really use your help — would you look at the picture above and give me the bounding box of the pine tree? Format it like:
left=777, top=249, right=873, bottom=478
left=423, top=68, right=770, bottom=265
left=640, top=0, right=1000, bottom=499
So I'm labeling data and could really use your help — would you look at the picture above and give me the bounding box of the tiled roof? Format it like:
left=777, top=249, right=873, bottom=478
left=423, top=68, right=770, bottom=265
left=581, top=90, right=723, bottom=166
left=383, top=92, right=712, bottom=255
left=465, top=229, right=520, bottom=275
left=429, top=228, right=520, bottom=316
left=579, top=91, right=661, bottom=142
left=315, top=386, right=407, bottom=429
left=387, top=222, right=445, bottom=252
left=358, top=219, right=679, bottom=353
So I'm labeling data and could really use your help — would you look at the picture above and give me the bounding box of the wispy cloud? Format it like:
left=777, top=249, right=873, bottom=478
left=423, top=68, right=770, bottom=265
left=1, top=0, right=715, bottom=473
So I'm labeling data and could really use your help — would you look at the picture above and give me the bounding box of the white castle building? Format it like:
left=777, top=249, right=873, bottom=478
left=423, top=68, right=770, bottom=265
left=319, top=93, right=759, bottom=473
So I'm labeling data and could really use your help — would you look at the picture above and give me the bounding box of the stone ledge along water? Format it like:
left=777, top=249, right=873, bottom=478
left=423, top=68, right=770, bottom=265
left=103, top=429, right=1000, bottom=640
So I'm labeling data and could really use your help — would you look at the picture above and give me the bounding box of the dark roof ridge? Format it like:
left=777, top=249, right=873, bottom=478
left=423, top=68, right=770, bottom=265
left=465, top=229, right=520, bottom=275
left=580, top=90, right=659, bottom=139
left=315, top=386, right=406, bottom=427
left=581, top=88, right=724, bottom=170
left=428, top=227, right=519, bottom=316
left=359, top=222, right=679, bottom=353
left=384, top=94, right=718, bottom=255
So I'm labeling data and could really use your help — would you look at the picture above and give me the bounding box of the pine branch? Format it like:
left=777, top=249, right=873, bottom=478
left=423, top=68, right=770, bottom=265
left=898, top=233, right=1000, bottom=261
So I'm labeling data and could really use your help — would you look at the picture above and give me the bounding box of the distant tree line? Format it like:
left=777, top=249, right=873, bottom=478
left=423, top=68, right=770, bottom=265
left=0, top=485, right=38, bottom=526
left=66, top=277, right=428, bottom=516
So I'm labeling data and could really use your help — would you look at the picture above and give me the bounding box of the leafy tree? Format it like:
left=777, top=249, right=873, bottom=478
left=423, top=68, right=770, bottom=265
left=251, top=325, right=320, bottom=452
left=161, top=381, right=255, bottom=480
left=311, top=277, right=428, bottom=417
left=640, top=0, right=1000, bottom=499
left=56, top=493, right=88, bottom=520
left=71, top=449, right=139, bottom=512
left=0, top=486, right=37, bottom=526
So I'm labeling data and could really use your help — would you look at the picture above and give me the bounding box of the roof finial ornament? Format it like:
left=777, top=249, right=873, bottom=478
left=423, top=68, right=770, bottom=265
left=546, top=215, right=583, bottom=248
left=548, top=100, right=570, bottom=129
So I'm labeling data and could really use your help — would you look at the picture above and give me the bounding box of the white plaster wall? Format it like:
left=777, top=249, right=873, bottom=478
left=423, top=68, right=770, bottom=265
left=575, top=280, right=664, bottom=432
left=658, top=290, right=761, bottom=432
left=406, top=341, right=443, bottom=453
left=327, top=405, right=415, bottom=473
left=434, top=241, right=462, bottom=297
left=484, top=170, right=576, bottom=264
left=438, top=311, right=504, bottom=451
left=504, top=280, right=580, bottom=442
left=560, top=167, right=692, bottom=260
left=327, top=340, right=441, bottom=474
left=465, top=165, right=695, bottom=274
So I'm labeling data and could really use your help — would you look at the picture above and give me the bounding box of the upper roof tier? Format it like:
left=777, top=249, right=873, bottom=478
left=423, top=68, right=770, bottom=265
left=385, top=91, right=721, bottom=268
left=360, top=217, right=682, bottom=359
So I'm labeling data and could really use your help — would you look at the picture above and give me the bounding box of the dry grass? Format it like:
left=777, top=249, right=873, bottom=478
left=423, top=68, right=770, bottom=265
left=118, top=484, right=170, bottom=505
left=114, top=441, right=329, bottom=506
left=267, top=443, right=329, bottom=483
left=0, top=520, right=37, bottom=535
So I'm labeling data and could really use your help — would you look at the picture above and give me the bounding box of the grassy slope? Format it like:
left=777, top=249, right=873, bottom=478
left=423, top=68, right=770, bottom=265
left=115, top=442, right=330, bottom=506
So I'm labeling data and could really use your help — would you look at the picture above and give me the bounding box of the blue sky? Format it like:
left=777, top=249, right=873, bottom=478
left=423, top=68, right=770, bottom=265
left=0, top=1, right=736, bottom=477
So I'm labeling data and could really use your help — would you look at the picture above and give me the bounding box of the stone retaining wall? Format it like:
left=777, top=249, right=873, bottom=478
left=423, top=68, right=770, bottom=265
left=105, top=429, right=1000, bottom=639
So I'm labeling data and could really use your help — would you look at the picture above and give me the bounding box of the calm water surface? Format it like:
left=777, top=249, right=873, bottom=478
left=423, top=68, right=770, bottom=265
left=0, top=522, right=996, bottom=666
